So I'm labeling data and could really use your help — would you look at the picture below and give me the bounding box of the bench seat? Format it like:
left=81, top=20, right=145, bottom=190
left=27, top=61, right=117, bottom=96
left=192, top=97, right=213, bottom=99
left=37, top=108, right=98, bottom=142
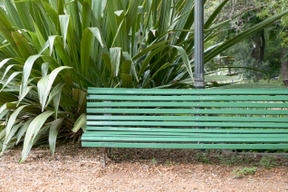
left=82, top=88, right=288, bottom=150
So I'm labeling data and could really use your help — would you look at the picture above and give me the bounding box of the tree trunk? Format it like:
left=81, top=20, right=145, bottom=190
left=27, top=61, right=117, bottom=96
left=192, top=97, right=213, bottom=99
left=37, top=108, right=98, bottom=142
left=250, top=31, right=266, bottom=82
left=280, top=47, right=288, bottom=80
left=260, top=31, right=265, bottom=62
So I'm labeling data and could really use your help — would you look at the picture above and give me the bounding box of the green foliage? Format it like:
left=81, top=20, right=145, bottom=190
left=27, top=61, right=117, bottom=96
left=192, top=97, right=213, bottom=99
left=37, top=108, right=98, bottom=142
left=232, top=167, right=257, bottom=178
left=196, top=151, right=210, bottom=164
left=164, top=160, right=171, bottom=165
left=259, top=155, right=278, bottom=170
left=217, top=154, right=244, bottom=166
left=0, top=0, right=287, bottom=162
left=208, top=1, right=288, bottom=83
left=226, top=40, right=279, bottom=81
left=256, top=0, right=288, bottom=46
left=150, top=158, right=158, bottom=165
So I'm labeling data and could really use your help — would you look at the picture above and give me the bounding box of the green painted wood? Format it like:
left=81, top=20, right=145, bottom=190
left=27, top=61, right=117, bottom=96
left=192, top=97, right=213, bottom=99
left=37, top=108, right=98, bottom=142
left=83, top=132, right=288, bottom=138
left=81, top=136, right=288, bottom=142
left=86, top=127, right=288, bottom=133
left=82, top=88, right=288, bottom=150
left=87, top=95, right=288, bottom=101
left=82, top=142, right=288, bottom=149
left=87, top=115, right=288, bottom=122
left=87, top=108, right=288, bottom=115
left=87, top=121, right=288, bottom=128
left=87, top=101, right=288, bottom=108
left=88, top=88, right=288, bottom=95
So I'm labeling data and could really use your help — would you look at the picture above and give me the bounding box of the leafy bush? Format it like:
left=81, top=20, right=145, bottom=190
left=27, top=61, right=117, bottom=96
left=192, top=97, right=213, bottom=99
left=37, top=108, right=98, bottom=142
left=0, top=0, right=287, bottom=162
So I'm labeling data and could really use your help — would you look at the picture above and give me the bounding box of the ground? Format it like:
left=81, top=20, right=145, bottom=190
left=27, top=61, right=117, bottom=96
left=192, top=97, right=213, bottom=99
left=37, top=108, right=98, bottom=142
left=0, top=144, right=288, bottom=192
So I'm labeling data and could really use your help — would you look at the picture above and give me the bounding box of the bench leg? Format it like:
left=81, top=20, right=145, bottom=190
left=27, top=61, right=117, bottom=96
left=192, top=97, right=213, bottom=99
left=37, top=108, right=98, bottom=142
left=103, top=148, right=108, bottom=168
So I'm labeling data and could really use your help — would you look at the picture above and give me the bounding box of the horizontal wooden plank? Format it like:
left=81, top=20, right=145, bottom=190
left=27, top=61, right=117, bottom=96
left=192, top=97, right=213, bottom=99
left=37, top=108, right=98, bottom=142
left=82, top=136, right=288, bottom=142
left=88, top=88, right=288, bottom=95
left=87, top=101, right=288, bottom=108
left=87, top=95, right=288, bottom=101
left=87, top=121, right=288, bottom=128
left=87, top=108, right=288, bottom=115
left=87, top=115, right=288, bottom=122
left=86, top=127, right=288, bottom=133
left=82, top=142, right=288, bottom=149
left=83, top=132, right=288, bottom=138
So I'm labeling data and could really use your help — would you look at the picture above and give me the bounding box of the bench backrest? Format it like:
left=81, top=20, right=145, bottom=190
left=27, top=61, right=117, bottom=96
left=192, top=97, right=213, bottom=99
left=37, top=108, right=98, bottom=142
left=87, top=88, right=288, bottom=127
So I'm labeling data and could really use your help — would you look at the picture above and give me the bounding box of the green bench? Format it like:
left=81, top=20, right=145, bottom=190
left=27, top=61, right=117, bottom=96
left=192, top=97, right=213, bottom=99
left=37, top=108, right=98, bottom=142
left=81, top=88, right=288, bottom=166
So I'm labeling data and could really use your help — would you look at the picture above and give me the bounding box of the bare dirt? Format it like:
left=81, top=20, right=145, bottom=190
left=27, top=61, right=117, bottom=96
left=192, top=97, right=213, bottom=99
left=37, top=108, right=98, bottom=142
left=0, top=144, right=288, bottom=192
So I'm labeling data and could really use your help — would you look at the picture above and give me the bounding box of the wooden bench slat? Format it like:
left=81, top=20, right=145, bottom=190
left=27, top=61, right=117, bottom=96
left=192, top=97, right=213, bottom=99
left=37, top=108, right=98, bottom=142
left=87, top=121, right=288, bottom=128
left=86, top=127, right=288, bottom=133
left=83, top=132, right=288, bottom=138
left=87, top=115, right=288, bottom=122
left=87, top=108, right=288, bottom=115
left=88, top=95, right=288, bottom=101
left=88, top=88, right=288, bottom=95
left=82, top=142, right=288, bottom=149
left=82, top=136, right=288, bottom=143
left=87, top=101, right=288, bottom=108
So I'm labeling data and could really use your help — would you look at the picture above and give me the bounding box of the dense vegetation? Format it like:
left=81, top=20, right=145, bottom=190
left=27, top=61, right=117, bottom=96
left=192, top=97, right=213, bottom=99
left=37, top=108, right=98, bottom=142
left=210, top=0, right=288, bottom=82
left=0, top=0, right=287, bottom=161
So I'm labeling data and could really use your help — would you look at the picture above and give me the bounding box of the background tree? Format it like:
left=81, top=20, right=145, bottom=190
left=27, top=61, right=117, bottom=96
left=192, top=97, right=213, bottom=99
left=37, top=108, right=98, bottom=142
left=256, top=0, right=288, bottom=80
left=214, top=0, right=288, bottom=81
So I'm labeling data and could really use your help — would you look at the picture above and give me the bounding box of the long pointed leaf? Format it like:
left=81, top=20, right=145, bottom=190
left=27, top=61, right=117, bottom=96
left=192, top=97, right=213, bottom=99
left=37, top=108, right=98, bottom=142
left=52, top=84, right=65, bottom=119
left=46, top=83, right=66, bottom=108
left=1, top=64, right=15, bottom=81
left=1, top=105, right=27, bottom=154
left=72, top=114, right=86, bottom=133
left=204, top=0, right=229, bottom=29
left=49, top=118, right=63, bottom=155
left=89, top=27, right=105, bottom=48
left=0, top=58, right=12, bottom=70
left=2, top=123, right=23, bottom=153
left=59, top=15, right=70, bottom=48
left=21, top=54, right=42, bottom=96
left=38, top=66, right=71, bottom=111
left=16, top=120, right=32, bottom=145
left=110, top=47, right=122, bottom=77
left=4, top=105, right=27, bottom=139
left=0, top=71, right=22, bottom=92
left=20, top=111, right=54, bottom=162
left=173, top=45, right=194, bottom=82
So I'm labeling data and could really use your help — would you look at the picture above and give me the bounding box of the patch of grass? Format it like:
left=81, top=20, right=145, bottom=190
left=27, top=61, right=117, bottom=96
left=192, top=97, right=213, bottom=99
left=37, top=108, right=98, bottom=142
left=217, top=155, right=244, bottom=166
left=164, top=160, right=170, bottom=165
left=260, top=155, right=278, bottom=169
left=195, top=151, right=210, bottom=164
left=150, top=158, right=158, bottom=165
left=232, top=167, right=257, bottom=178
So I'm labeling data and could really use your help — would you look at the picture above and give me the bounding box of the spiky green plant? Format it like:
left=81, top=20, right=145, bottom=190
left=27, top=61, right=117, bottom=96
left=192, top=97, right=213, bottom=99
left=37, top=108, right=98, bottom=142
left=0, top=0, right=287, bottom=162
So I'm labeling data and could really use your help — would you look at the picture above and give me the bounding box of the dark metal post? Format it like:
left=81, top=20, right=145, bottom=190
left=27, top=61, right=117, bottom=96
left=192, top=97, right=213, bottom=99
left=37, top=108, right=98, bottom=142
left=194, top=0, right=205, bottom=88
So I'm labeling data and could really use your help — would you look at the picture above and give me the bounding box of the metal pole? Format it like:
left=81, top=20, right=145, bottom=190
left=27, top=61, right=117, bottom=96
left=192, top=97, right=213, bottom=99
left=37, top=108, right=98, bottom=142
left=194, top=0, right=205, bottom=88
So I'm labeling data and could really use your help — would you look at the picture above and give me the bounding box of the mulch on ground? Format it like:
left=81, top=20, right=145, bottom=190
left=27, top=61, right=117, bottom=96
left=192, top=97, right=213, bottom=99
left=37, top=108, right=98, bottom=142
left=0, top=144, right=288, bottom=192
